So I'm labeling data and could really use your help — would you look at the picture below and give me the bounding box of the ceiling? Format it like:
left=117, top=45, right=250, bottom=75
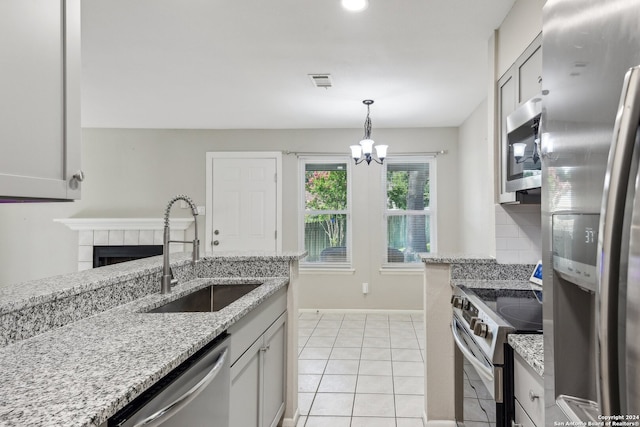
left=81, top=0, right=516, bottom=130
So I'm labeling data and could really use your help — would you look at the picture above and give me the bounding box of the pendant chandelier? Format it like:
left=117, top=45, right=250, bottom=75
left=349, top=100, right=388, bottom=165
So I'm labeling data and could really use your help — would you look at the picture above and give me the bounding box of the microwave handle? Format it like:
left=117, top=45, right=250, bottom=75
left=597, top=65, right=640, bottom=415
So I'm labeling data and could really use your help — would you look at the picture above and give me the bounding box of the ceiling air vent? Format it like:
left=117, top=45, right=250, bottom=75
left=308, top=74, right=333, bottom=89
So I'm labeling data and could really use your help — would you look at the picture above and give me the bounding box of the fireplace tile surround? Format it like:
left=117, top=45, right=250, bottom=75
left=54, top=218, right=195, bottom=271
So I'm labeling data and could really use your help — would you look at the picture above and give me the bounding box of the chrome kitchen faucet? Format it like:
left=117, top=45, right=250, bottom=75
left=161, top=195, right=200, bottom=294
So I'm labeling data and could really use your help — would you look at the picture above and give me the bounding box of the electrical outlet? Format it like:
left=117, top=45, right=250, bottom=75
left=362, top=282, right=369, bottom=294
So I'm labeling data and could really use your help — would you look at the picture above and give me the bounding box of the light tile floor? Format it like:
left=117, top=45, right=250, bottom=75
left=297, top=311, right=496, bottom=427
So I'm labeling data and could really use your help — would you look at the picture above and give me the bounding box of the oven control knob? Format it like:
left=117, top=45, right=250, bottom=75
left=451, top=296, right=463, bottom=308
left=469, top=317, right=480, bottom=329
left=462, top=299, right=471, bottom=310
left=473, top=321, right=490, bottom=338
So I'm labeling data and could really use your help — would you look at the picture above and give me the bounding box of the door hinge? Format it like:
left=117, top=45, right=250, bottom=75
left=275, top=230, right=277, bottom=239
left=274, top=173, right=277, bottom=182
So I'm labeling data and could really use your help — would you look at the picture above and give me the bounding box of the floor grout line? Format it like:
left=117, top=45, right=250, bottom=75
left=299, top=312, right=444, bottom=427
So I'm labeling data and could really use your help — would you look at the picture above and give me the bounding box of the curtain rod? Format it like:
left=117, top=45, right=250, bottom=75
left=283, top=150, right=448, bottom=157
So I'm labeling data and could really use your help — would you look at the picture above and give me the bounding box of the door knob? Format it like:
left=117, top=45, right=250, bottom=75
left=214, top=230, right=219, bottom=235
left=213, top=240, right=219, bottom=246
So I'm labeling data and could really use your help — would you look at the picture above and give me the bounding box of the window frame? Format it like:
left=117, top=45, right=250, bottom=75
left=298, top=156, right=353, bottom=269
left=381, top=155, right=437, bottom=267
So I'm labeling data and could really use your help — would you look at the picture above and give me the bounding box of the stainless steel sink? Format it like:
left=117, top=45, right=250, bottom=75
left=149, top=283, right=262, bottom=313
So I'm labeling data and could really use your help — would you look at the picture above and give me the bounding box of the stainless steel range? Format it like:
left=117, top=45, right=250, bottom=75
left=451, top=285, right=542, bottom=426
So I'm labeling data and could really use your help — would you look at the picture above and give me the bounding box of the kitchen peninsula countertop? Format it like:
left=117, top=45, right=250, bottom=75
left=0, top=252, right=304, bottom=427
left=509, top=334, right=544, bottom=377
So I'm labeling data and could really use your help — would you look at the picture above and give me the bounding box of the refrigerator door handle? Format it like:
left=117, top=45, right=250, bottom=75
left=597, top=65, right=640, bottom=415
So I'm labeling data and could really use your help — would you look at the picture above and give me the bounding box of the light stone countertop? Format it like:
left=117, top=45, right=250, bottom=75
left=0, top=252, right=304, bottom=427
left=421, top=253, right=496, bottom=264
left=509, top=334, right=544, bottom=377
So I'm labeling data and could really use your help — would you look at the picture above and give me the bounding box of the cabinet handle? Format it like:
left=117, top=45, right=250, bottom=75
left=529, top=389, right=540, bottom=401
left=512, top=422, right=523, bottom=427
left=260, top=345, right=270, bottom=352
left=72, top=170, right=85, bottom=182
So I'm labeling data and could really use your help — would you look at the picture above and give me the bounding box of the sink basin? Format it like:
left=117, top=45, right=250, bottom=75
left=149, top=283, right=262, bottom=313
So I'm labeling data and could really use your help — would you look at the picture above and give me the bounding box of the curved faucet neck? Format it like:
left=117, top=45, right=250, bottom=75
left=161, top=195, right=200, bottom=294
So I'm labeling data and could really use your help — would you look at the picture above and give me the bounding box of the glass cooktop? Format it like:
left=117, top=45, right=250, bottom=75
left=460, top=286, right=543, bottom=333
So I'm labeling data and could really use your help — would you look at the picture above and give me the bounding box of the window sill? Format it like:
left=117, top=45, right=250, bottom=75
left=378, top=265, right=424, bottom=275
left=300, top=267, right=356, bottom=275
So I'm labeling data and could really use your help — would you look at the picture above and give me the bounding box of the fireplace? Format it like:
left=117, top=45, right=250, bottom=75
left=93, top=245, right=163, bottom=268
left=54, top=218, right=194, bottom=271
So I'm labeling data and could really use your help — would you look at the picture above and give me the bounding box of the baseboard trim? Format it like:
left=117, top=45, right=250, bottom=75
left=281, top=408, right=300, bottom=427
left=299, top=308, right=424, bottom=316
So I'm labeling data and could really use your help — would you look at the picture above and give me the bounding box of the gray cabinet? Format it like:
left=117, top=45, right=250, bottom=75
left=0, top=0, right=82, bottom=201
left=229, top=289, right=287, bottom=427
left=513, top=353, right=543, bottom=427
left=497, top=33, right=542, bottom=203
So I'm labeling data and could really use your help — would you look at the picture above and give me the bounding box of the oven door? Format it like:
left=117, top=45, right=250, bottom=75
left=452, top=315, right=503, bottom=402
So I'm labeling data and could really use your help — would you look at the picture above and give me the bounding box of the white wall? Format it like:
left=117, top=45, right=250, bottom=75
left=458, top=99, right=494, bottom=255
left=0, top=127, right=459, bottom=311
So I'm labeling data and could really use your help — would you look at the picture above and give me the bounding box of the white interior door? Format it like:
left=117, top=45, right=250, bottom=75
left=207, top=154, right=279, bottom=252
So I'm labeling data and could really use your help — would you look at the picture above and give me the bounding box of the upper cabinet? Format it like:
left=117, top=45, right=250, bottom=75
left=497, top=33, right=542, bottom=204
left=0, top=0, right=82, bottom=201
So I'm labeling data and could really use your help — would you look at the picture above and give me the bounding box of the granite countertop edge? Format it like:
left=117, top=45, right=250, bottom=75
left=508, top=334, right=544, bottom=377
left=0, top=275, right=289, bottom=427
left=420, top=253, right=496, bottom=264
left=0, top=251, right=305, bottom=316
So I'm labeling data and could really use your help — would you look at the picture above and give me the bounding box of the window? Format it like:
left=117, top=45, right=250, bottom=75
left=383, top=157, right=436, bottom=264
left=300, top=158, right=351, bottom=266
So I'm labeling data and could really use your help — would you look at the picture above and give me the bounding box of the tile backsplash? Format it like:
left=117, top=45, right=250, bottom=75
left=495, top=204, right=541, bottom=264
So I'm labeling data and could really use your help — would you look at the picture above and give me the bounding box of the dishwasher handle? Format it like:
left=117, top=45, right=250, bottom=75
left=134, top=348, right=228, bottom=427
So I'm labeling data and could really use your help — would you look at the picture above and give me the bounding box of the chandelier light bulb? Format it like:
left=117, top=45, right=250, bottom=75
left=375, top=144, right=388, bottom=160
left=350, top=145, right=363, bottom=160
left=341, top=0, right=368, bottom=12
left=359, top=139, right=374, bottom=156
left=513, top=143, right=527, bottom=159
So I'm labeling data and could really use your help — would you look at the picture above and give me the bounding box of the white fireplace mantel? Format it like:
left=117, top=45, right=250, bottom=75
left=54, top=218, right=194, bottom=231
left=54, top=218, right=195, bottom=271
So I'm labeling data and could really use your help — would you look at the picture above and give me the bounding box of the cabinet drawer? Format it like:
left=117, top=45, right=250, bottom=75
left=513, top=352, right=543, bottom=427
left=228, top=287, right=287, bottom=364
left=514, top=398, right=537, bottom=427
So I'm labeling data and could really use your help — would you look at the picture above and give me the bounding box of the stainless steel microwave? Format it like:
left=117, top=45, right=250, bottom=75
left=504, top=96, right=542, bottom=192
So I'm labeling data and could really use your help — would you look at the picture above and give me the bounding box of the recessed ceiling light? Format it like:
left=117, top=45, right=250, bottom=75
left=341, top=0, right=368, bottom=12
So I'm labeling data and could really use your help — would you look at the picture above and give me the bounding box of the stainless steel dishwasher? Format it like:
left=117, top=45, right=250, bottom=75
left=109, top=333, right=230, bottom=427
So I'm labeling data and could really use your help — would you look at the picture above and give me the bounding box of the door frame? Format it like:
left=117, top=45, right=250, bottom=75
left=205, top=152, right=283, bottom=252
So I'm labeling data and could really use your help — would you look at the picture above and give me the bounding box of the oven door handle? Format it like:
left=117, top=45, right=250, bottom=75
left=451, top=318, right=494, bottom=381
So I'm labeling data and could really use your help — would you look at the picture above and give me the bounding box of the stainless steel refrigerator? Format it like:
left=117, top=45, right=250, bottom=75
left=542, top=0, right=640, bottom=423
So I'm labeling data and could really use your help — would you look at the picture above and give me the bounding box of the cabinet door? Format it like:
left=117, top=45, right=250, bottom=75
left=513, top=353, right=543, bottom=427
left=514, top=399, right=537, bottom=427
left=230, top=338, right=262, bottom=427
left=517, top=37, right=542, bottom=104
left=262, top=313, right=287, bottom=427
left=0, top=0, right=81, bottom=201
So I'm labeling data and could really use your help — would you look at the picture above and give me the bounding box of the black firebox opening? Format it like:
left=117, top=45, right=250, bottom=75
left=93, top=245, right=163, bottom=268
